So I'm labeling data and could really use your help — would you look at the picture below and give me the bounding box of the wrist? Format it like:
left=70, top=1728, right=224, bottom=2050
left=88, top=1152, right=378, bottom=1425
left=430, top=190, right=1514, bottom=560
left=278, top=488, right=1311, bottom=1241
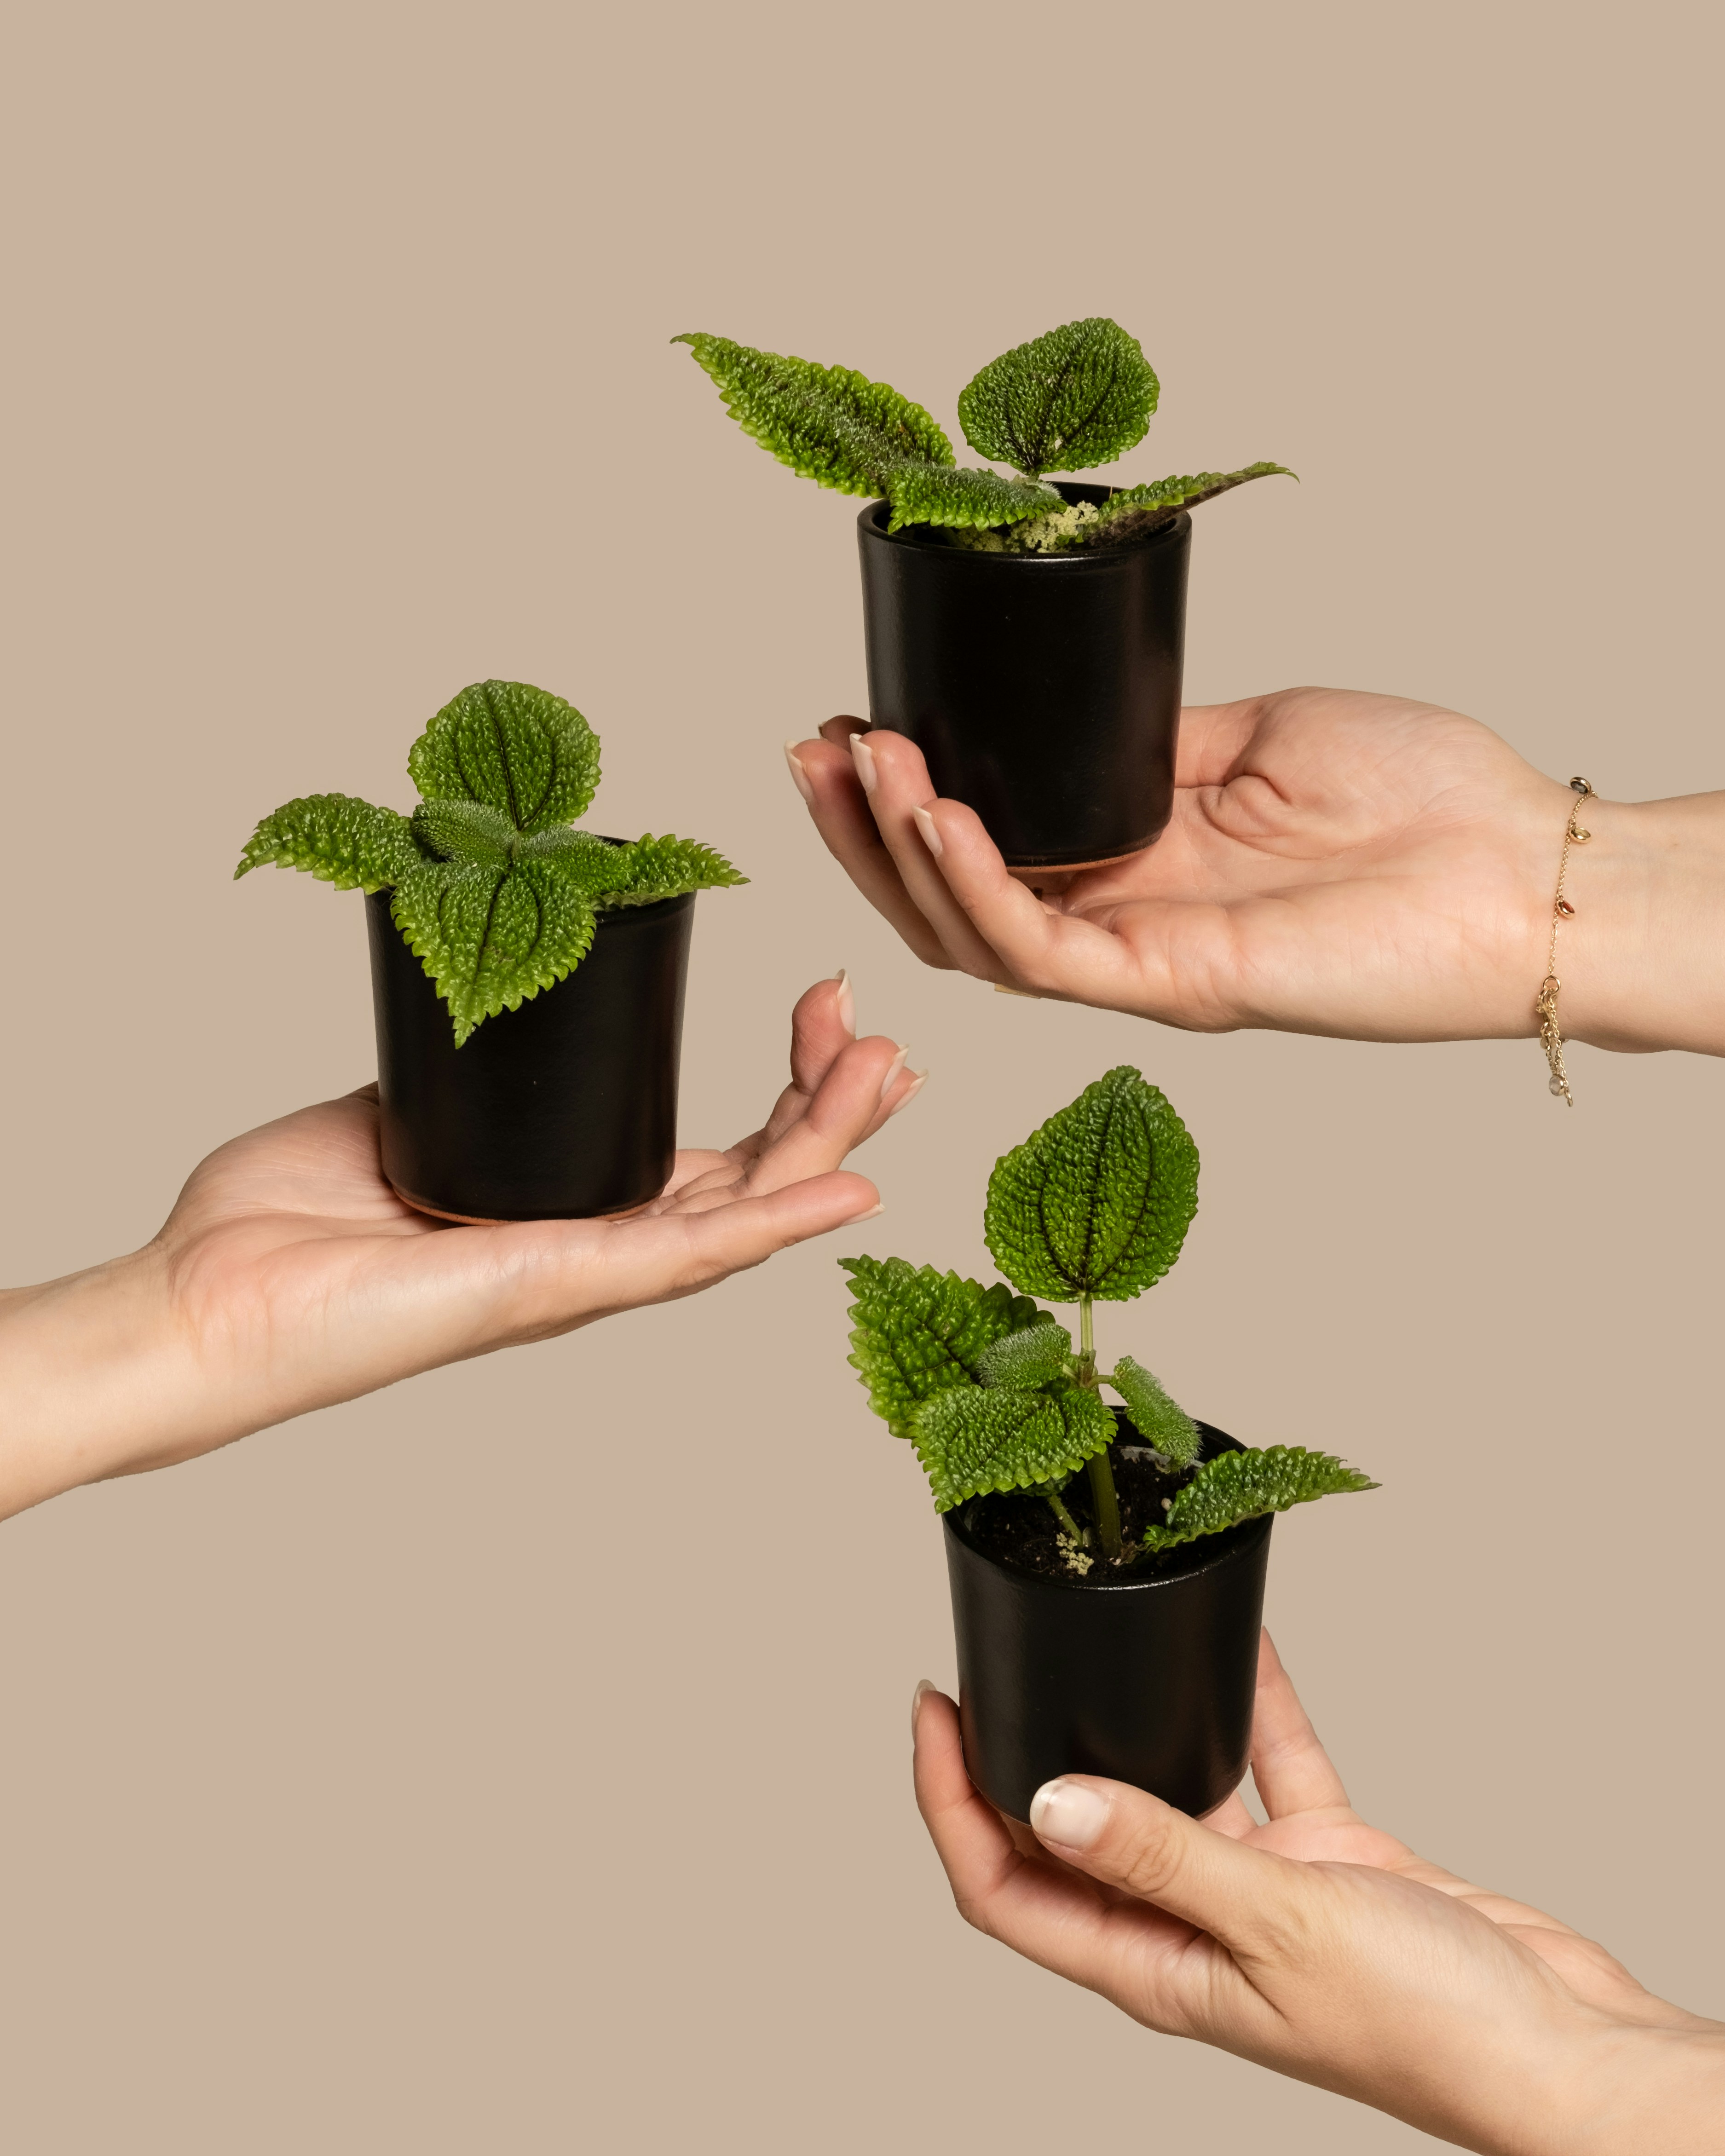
left=1558, top=2020, right=1725, bottom=2156
left=1557, top=791, right=1725, bottom=1057
left=0, top=1244, right=197, bottom=1521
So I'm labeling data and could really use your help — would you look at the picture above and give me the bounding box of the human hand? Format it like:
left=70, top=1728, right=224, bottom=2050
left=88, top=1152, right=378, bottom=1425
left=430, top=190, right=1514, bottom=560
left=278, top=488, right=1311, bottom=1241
left=787, top=690, right=1717, bottom=1050
left=0, top=976, right=922, bottom=1522
left=913, top=1633, right=1725, bottom=2154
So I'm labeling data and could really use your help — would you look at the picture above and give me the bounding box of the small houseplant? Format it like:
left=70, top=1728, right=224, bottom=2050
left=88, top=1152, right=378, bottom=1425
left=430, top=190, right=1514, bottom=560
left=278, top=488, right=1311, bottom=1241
left=679, top=318, right=1292, bottom=880
left=237, top=678, right=744, bottom=1223
left=842, top=1066, right=1373, bottom=1821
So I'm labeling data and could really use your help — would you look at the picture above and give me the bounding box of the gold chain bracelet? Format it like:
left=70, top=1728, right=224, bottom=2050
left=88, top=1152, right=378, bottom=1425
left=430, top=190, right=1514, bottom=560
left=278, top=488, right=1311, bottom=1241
left=1535, top=777, right=1595, bottom=1106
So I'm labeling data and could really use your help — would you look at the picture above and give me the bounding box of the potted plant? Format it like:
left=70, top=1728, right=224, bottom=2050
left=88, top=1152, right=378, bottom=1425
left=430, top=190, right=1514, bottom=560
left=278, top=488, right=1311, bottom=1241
left=237, top=678, right=744, bottom=1223
left=677, top=318, right=1291, bottom=883
left=842, top=1066, right=1373, bottom=1822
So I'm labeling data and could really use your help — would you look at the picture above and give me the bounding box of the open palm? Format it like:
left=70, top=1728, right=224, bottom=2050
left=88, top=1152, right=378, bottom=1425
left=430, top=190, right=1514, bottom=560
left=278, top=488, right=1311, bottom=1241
left=7, top=978, right=916, bottom=1512
left=790, top=689, right=1577, bottom=1042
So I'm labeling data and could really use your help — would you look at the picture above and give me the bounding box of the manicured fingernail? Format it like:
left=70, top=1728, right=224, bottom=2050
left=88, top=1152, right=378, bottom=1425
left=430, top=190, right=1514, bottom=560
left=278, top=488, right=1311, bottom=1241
left=849, top=1200, right=885, bottom=1223
left=877, top=1043, right=910, bottom=1103
left=886, top=1070, right=927, bottom=1118
left=911, top=1678, right=937, bottom=1738
left=852, top=733, right=878, bottom=795
left=831, top=968, right=855, bottom=1036
left=994, top=983, right=1040, bottom=999
left=784, top=741, right=815, bottom=805
left=1029, top=1779, right=1110, bottom=1850
left=912, top=803, right=943, bottom=857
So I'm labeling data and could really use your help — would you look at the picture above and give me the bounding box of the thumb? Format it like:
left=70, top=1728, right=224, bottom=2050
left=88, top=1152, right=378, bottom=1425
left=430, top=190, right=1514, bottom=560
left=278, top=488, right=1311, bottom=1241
left=1029, top=1775, right=1310, bottom=1962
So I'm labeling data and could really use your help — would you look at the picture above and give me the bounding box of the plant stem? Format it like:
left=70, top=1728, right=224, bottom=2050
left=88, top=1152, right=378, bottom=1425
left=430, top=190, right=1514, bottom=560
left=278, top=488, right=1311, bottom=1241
left=1044, top=1488, right=1087, bottom=1545
left=1075, top=1294, right=1124, bottom=1561
left=1086, top=1449, right=1124, bottom=1563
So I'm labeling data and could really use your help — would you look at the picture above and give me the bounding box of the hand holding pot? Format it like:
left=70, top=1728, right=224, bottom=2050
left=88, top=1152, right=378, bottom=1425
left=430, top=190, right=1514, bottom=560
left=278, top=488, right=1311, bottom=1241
left=914, top=1632, right=1725, bottom=2153
left=0, top=977, right=919, bottom=1525
left=789, top=690, right=1725, bottom=1056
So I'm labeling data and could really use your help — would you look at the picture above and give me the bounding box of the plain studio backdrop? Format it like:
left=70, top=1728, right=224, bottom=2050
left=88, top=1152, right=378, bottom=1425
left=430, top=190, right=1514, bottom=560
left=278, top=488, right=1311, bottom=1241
left=2, top=2, right=1720, bottom=2149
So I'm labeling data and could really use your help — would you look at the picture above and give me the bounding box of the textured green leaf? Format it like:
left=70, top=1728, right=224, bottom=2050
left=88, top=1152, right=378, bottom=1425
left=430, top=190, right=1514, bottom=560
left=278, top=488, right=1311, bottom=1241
left=1109, top=1355, right=1201, bottom=1469
left=675, top=333, right=953, bottom=498
left=912, top=1382, right=1115, bottom=1512
left=588, top=833, right=748, bottom=909
left=412, top=798, right=515, bottom=866
left=234, top=793, right=419, bottom=892
left=1085, top=465, right=1295, bottom=547
left=977, top=1320, right=1074, bottom=1390
left=840, top=1257, right=1046, bottom=1440
left=390, top=854, right=597, bottom=1046
left=1142, top=1445, right=1377, bottom=1551
left=407, top=680, right=600, bottom=836
left=517, top=827, right=628, bottom=881
left=882, top=463, right=1060, bottom=533
left=958, top=318, right=1159, bottom=477
left=984, top=1066, right=1200, bottom=1303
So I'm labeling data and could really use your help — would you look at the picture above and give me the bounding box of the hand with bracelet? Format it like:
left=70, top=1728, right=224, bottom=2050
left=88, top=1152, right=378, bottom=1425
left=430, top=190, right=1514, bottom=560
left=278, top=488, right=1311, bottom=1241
left=0, top=976, right=920, bottom=1526
left=785, top=686, right=1725, bottom=1068
left=914, top=1635, right=1725, bottom=2154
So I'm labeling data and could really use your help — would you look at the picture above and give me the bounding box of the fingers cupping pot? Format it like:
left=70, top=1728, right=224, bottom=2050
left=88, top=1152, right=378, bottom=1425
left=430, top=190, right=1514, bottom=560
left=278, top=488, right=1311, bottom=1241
left=857, top=486, right=1192, bottom=879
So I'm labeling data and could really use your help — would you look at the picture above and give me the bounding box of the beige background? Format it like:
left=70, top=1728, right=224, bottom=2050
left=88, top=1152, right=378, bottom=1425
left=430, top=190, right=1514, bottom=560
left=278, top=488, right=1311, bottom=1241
left=2, top=1, right=1720, bottom=2148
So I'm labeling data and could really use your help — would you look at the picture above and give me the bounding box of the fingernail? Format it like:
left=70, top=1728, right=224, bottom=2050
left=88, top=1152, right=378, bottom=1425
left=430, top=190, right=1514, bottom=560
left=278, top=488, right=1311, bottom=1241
left=833, top=968, right=855, bottom=1037
left=911, top=1678, right=937, bottom=1738
left=877, top=1042, right=910, bottom=1103
left=849, top=1200, right=885, bottom=1223
left=886, top=1069, right=927, bottom=1118
left=784, top=741, right=815, bottom=805
left=912, top=803, right=943, bottom=857
left=851, top=733, right=878, bottom=795
left=1029, top=1779, right=1110, bottom=1850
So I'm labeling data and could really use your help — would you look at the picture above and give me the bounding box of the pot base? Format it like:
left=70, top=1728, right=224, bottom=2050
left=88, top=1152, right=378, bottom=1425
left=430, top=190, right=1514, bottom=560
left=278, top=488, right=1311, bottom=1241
left=387, top=1180, right=661, bottom=1227
left=1004, top=842, right=1156, bottom=894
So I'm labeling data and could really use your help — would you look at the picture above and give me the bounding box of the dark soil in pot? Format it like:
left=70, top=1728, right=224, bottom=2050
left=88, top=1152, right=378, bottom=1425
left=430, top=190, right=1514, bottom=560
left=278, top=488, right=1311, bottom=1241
left=857, top=483, right=1190, bottom=882
left=365, top=875, right=695, bottom=1224
left=943, top=1418, right=1271, bottom=1823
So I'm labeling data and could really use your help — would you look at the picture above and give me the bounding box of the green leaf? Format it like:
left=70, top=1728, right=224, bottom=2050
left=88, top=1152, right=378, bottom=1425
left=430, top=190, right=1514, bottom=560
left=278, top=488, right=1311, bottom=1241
left=234, top=793, right=420, bottom=892
left=957, top=317, right=1159, bottom=477
left=882, top=463, right=1061, bottom=533
left=976, top=1320, right=1074, bottom=1390
left=1142, top=1446, right=1378, bottom=1552
left=517, top=828, right=628, bottom=881
left=912, top=1382, right=1115, bottom=1512
left=675, top=333, right=954, bottom=498
left=407, top=680, right=600, bottom=836
left=412, top=798, right=515, bottom=866
left=390, top=854, right=597, bottom=1046
left=984, top=1066, right=1200, bottom=1303
left=840, top=1257, right=1047, bottom=1440
left=587, top=833, right=748, bottom=909
left=1108, top=1355, right=1201, bottom=1469
left=1085, top=465, right=1295, bottom=547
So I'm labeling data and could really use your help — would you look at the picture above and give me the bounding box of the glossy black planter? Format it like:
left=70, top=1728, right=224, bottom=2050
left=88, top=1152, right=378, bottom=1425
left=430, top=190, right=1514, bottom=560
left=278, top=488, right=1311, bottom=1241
left=365, top=883, right=695, bottom=1223
left=857, top=484, right=1191, bottom=877
left=943, top=1424, right=1271, bottom=1823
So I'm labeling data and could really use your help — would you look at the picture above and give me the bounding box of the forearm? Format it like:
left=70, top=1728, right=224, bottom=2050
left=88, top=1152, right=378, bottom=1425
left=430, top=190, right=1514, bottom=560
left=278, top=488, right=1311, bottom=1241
left=0, top=1247, right=211, bottom=1521
left=1561, top=791, right=1725, bottom=1057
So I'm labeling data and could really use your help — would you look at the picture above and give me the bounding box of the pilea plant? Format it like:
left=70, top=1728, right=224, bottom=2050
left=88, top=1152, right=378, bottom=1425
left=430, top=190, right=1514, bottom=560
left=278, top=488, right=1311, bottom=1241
left=677, top=316, right=1292, bottom=555
left=236, top=679, right=743, bottom=1044
left=842, top=1067, right=1374, bottom=1571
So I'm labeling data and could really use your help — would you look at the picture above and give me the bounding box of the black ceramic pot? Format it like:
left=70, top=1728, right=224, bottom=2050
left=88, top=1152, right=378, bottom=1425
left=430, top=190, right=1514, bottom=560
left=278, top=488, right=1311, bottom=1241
left=364, top=880, right=695, bottom=1223
left=856, top=483, right=1191, bottom=879
left=942, top=1423, right=1271, bottom=1823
